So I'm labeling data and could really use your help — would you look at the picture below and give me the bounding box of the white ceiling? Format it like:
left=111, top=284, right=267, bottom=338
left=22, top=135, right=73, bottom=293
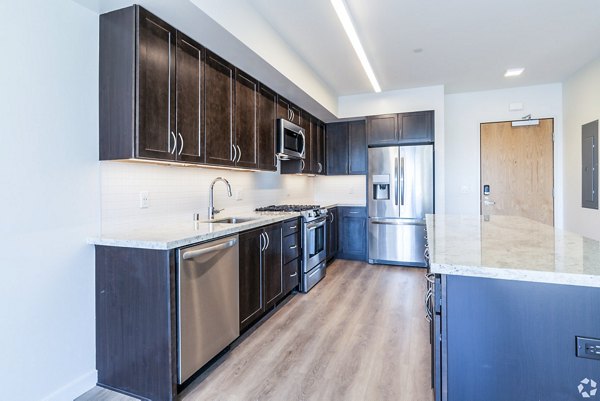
left=249, top=0, right=600, bottom=94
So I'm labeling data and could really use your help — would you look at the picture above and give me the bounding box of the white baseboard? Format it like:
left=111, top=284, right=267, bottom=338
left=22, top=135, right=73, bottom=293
left=41, top=370, right=97, bottom=401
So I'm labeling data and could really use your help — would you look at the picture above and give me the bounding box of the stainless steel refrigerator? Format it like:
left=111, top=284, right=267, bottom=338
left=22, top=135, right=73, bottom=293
left=367, top=145, right=434, bottom=266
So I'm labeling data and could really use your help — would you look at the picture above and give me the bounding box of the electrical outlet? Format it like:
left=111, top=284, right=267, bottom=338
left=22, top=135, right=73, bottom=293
left=577, top=336, right=600, bottom=361
left=139, top=191, right=149, bottom=209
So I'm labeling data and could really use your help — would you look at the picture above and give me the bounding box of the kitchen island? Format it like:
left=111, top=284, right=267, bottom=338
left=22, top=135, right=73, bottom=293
left=426, top=214, right=600, bottom=401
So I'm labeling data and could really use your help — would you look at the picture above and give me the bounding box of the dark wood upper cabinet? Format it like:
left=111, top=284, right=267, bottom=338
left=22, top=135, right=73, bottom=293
left=277, top=96, right=301, bottom=125
left=137, top=8, right=176, bottom=160
left=301, top=112, right=312, bottom=174
left=348, top=120, right=367, bottom=174
left=175, top=32, right=204, bottom=163
left=325, top=122, right=349, bottom=175
left=205, top=50, right=234, bottom=166
left=367, top=111, right=434, bottom=146
left=312, top=119, right=325, bottom=174
left=234, top=70, right=258, bottom=169
left=257, top=84, right=277, bottom=171
left=400, top=111, right=434, bottom=143
left=264, top=224, right=283, bottom=308
left=367, top=114, right=398, bottom=145
left=239, top=228, right=264, bottom=331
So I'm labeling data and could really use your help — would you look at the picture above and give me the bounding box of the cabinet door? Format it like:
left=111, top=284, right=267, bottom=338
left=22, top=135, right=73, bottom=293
left=239, top=228, right=264, bottom=330
left=282, top=258, right=299, bottom=295
left=326, top=207, right=339, bottom=260
left=367, top=114, right=398, bottom=145
left=205, top=51, right=234, bottom=166
left=338, top=207, right=367, bottom=261
left=257, top=84, right=277, bottom=171
left=301, top=112, right=312, bottom=174
left=234, top=70, right=258, bottom=169
left=326, top=123, right=349, bottom=175
left=175, top=32, right=204, bottom=163
left=263, top=224, right=283, bottom=308
left=290, top=104, right=301, bottom=126
left=400, top=111, right=434, bottom=144
left=348, top=120, right=367, bottom=174
left=137, top=8, right=176, bottom=160
left=312, top=119, right=325, bottom=174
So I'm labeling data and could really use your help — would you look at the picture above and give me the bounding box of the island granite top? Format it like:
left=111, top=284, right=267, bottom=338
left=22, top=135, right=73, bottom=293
left=425, top=214, right=600, bottom=288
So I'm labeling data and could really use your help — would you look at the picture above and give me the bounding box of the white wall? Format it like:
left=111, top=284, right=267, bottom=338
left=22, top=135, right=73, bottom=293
left=444, top=83, right=564, bottom=228
left=563, top=57, right=600, bottom=240
left=100, top=162, right=316, bottom=231
left=0, top=1, right=99, bottom=400
left=337, top=85, right=446, bottom=213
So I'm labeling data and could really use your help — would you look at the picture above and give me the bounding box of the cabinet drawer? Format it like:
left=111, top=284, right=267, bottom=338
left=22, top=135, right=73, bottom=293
left=341, top=206, right=366, bottom=217
left=283, top=258, right=299, bottom=294
left=282, top=218, right=300, bottom=236
left=283, top=232, right=300, bottom=264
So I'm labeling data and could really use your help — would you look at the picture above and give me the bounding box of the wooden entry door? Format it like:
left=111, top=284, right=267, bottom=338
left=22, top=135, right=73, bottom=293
left=480, top=119, right=554, bottom=225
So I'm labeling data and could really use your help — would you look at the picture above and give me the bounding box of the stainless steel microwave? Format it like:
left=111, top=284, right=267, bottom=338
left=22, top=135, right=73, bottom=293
left=276, top=119, right=305, bottom=160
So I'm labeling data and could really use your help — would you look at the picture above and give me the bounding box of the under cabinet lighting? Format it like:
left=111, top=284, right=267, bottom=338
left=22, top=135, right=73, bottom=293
left=504, top=68, right=525, bottom=77
left=330, top=0, right=381, bottom=93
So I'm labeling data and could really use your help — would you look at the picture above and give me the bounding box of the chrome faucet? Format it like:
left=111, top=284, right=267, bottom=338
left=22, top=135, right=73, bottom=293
left=208, top=177, right=232, bottom=220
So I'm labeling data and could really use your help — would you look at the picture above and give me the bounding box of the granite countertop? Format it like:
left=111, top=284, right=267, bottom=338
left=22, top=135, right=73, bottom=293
left=88, top=211, right=302, bottom=250
left=426, top=214, right=600, bottom=288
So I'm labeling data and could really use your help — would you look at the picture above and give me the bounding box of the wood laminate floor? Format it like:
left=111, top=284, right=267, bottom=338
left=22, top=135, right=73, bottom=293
left=77, top=260, right=432, bottom=401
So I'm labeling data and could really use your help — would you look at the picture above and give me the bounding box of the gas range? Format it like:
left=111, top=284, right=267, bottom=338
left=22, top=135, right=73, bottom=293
left=255, top=204, right=328, bottom=222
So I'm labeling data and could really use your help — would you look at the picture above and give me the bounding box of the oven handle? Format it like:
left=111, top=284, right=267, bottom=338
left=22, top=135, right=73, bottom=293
left=305, top=218, right=326, bottom=230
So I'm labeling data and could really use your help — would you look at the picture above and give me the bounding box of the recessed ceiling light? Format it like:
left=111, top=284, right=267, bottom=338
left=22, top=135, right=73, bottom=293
left=330, top=0, right=381, bottom=93
left=413, top=48, right=423, bottom=54
left=504, top=68, right=525, bottom=77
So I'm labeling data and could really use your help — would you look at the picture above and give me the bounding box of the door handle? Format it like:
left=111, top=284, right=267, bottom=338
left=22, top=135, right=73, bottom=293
left=483, top=200, right=496, bottom=206
left=400, top=157, right=405, bottom=206
left=394, top=157, right=399, bottom=206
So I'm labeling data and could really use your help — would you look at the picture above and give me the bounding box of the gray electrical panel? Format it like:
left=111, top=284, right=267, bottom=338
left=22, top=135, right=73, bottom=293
left=582, top=120, right=598, bottom=209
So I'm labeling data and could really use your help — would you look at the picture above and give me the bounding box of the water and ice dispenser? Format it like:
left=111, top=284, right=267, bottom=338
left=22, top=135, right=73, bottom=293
left=372, top=174, right=390, bottom=200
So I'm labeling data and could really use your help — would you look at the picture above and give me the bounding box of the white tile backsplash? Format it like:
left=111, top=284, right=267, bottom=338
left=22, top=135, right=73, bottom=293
left=314, top=175, right=367, bottom=206
left=100, top=161, right=316, bottom=231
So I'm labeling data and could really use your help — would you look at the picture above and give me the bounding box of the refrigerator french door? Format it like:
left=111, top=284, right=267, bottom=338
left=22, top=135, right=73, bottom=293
left=368, top=145, right=434, bottom=266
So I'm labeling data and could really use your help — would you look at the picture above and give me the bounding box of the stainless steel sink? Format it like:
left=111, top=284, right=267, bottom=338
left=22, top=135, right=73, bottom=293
left=209, top=217, right=256, bottom=224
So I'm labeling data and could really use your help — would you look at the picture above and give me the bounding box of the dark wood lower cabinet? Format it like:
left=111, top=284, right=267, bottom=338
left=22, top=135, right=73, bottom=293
left=283, top=258, right=300, bottom=294
left=326, top=207, right=339, bottom=262
left=238, top=228, right=264, bottom=331
left=264, top=224, right=283, bottom=308
left=337, top=206, right=367, bottom=261
left=95, top=246, right=177, bottom=401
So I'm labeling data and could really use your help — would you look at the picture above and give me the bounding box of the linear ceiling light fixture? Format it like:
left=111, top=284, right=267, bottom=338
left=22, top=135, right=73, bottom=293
left=330, top=0, right=381, bottom=93
left=504, top=68, right=525, bottom=77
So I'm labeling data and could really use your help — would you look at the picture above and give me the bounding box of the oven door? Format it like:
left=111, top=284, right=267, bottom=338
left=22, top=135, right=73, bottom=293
left=303, top=217, right=327, bottom=272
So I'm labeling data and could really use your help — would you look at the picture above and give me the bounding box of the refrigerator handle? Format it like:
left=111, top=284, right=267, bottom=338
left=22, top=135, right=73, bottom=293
left=400, top=157, right=405, bottom=206
left=394, top=157, right=399, bottom=206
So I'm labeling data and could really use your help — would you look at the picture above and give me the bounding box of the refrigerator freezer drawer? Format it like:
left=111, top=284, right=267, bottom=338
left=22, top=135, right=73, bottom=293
left=368, top=220, right=427, bottom=267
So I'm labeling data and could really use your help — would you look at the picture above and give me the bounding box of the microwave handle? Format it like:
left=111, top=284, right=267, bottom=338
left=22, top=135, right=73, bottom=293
left=299, top=130, right=306, bottom=154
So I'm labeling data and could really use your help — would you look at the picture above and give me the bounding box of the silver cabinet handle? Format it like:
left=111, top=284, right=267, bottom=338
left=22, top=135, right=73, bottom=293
left=231, top=144, right=237, bottom=162
left=260, top=232, right=266, bottom=251
left=182, top=239, right=237, bottom=260
left=288, top=109, right=292, bottom=121
left=290, top=272, right=297, bottom=278
left=349, top=211, right=359, bottom=214
left=170, top=131, right=177, bottom=154
left=236, top=145, right=242, bottom=163
left=318, top=162, right=322, bottom=173
left=300, top=159, right=305, bottom=171
left=289, top=225, right=297, bottom=229
left=400, top=157, right=405, bottom=206
left=178, top=133, right=184, bottom=155
left=265, top=232, right=270, bottom=250
left=425, top=289, right=433, bottom=322
left=289, top=245, right=297, bottom=249
left=394, top=157, right=399, bottom=206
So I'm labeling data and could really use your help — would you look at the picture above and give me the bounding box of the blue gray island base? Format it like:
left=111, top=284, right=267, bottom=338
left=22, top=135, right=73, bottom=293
left=437, top=275, right=600, bottom=401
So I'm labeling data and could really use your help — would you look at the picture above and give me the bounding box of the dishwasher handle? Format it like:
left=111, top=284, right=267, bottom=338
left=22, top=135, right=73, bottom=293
left=182, top=238, right=238, bottom=260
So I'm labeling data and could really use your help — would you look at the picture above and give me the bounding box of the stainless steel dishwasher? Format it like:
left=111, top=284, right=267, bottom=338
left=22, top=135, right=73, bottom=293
left=177, top=234, right=239, bottom=384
